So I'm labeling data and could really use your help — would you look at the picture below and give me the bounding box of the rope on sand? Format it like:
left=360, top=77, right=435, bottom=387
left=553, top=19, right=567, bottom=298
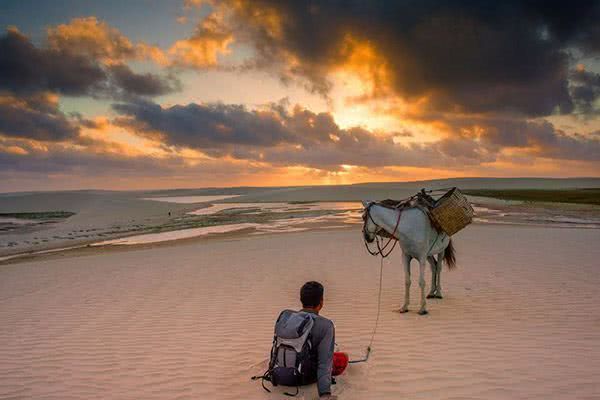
left=349, top=256, right=384, bottom=364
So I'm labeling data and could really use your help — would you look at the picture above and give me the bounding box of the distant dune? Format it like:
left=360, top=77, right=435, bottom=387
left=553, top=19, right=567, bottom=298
left=220, top=177, right=600, bottom=202
left=2, top=177, right=600, bottom=199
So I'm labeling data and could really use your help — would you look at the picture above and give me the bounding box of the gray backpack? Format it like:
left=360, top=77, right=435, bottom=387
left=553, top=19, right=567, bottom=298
left=252, top=310, right=317, bottom=396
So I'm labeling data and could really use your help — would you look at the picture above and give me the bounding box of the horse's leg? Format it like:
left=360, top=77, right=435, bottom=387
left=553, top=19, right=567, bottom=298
left=427, top=256, right=437, bottom=299
left=418, top=259, right=428, bottom=315
left=435, top=250, right=444, bottom=299
left=399, top=254, right=411, bottom=313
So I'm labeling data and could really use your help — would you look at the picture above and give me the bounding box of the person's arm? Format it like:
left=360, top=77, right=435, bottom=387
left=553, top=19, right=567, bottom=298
left=317, top=320, right=335, bottom=397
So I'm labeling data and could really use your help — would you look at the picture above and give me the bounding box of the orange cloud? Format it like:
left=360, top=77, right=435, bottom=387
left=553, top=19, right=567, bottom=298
left=0, top=142, right=28, bottom=155
left=44, top=15, right=237, bottom=69
left=336, top=35, right=395, bottom=100
left=47, top=17, right=167, bottom=65
left=168, top=12, right=233, bottom=68
left=47, top=17, right=135, bottom=63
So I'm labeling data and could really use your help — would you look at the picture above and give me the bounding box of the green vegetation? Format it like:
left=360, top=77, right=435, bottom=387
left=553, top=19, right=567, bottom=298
left=0, top=211, right=76, bottom=220
left=463, top=189, right=600, bottom=206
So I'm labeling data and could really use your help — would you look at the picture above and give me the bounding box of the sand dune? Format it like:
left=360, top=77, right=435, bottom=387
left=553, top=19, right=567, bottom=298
left=1, top=225, right=599, bottom=399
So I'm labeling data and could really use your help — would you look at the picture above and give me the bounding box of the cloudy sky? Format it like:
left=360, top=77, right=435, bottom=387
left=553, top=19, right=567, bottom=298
left=1, top=0, right=599, bottom=191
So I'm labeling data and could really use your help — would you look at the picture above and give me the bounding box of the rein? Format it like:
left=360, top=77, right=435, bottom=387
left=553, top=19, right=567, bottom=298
left=363, top=186, right=452, bottom=258
left=363, top=203, right=402, bottom=258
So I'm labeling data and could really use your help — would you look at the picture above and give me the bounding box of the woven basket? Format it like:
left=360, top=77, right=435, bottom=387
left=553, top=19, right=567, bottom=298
left=430, top=187, right=474, bottom=235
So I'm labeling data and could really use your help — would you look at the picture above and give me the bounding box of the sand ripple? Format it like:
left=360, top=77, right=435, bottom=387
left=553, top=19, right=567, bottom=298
left=1, top=225, right=599, bottom=399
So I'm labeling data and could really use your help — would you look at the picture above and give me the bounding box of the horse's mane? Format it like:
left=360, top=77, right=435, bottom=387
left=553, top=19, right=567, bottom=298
left=379, top=198, right=406, bottom=208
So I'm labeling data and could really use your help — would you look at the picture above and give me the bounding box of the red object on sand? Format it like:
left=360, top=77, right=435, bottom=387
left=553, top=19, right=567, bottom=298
left=332, top=352, right=349, bottom=376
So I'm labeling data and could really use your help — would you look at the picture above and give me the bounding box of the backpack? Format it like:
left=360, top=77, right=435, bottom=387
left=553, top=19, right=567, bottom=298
left=252, top=310, right=317, bottom=396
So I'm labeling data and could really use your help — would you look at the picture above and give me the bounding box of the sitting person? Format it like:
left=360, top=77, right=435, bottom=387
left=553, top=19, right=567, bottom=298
left=257, top=281, right=347, bottom=398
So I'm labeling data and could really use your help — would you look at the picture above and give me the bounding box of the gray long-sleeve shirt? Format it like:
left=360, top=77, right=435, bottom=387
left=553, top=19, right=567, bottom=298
left=301, top=309, right=335, bottom=396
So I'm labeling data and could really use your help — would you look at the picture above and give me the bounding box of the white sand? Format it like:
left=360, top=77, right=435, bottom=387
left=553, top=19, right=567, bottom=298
left=1, top=225, right=599, bottom=399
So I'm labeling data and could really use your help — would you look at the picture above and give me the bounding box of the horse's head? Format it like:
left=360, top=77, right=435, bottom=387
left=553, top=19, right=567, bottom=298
left=361, top=200, right=378, bottom=243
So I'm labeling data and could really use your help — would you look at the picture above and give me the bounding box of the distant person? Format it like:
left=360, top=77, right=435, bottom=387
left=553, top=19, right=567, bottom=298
left=254, top=281, right=348, bottom=398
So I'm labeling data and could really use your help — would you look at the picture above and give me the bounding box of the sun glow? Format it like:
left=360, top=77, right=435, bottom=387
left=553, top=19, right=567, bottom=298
left=326, top=36, right=444, bottom=144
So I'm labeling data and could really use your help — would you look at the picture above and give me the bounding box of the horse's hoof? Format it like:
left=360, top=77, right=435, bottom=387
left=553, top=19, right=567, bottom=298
left=426, top=294, right=436, bottom=299
left=435, top=295, right=444, bottom=299
left=418, top=310, right=429, bottom=315
left=398, top=308, right=409, bottom=313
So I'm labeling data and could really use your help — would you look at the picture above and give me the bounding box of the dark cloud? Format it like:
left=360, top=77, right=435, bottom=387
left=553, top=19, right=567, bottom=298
left=114, top=99, right=429, bottom=167
left=0, top=142, right=175, bottom=175
left=570, top=68, right=600, bottom=114
left=523, top=0, right=600, bottom=54
left=0, top=29, right=105, bottom=96
left=113, top=100, right=296, bottom=149
left=479, top=118, right=600, bottom=161
left=0, top=94, right=79, bottom=141
left=2, top=7, right=598, bottom=185
left=108, top=64, right=179, bottom=97
left=221, top=0, right=600, bottom=116
left=113, top=99, right=599, bottom=170
left=0, top=136, right=277, bottom=192
left=0, top=29, right=178, bottom=98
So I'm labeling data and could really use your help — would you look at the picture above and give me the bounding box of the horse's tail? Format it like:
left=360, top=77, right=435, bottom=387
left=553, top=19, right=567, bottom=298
left=444, top=239, right=456, bottom=270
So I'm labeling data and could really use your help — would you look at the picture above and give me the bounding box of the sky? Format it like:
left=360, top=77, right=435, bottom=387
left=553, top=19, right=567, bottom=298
left=0, top=0, right=599, bottom=192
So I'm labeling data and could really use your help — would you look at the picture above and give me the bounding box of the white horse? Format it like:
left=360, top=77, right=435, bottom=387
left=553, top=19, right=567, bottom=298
left=361, top=201, right=456, bottom=315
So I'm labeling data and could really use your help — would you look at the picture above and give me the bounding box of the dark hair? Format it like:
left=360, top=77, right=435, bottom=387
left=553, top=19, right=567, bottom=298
left=300, top=281, right=324, bottom=308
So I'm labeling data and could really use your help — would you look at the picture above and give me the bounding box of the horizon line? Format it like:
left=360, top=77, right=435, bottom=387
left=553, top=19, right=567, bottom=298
left=2, top=176, right=600, bottom=195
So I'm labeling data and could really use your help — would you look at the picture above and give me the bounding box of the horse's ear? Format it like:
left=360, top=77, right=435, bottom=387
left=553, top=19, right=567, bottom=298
left=361, top=200, right=372, bottom=208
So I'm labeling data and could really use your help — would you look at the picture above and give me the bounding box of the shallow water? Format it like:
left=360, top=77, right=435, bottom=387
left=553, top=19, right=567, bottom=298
left=94, top=203, right=363, bottom=246
left=93, top=223, right=260, bottom=245
left=92, top=198, right=600, bottom=248
left=1, top=188, right=599, bottom=259
left=141, top=195, right=240, bottom=203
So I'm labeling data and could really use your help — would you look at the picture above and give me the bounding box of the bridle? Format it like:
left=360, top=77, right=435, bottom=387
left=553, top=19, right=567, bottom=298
left=362, top=203, right=402, bottom=258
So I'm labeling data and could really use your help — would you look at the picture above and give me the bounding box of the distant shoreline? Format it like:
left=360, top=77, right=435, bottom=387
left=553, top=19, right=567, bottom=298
left=463, top=188, right=600, bottom=206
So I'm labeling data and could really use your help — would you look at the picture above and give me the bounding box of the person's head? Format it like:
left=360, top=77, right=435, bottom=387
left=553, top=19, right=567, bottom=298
left=300, top=281, right=324, bottom=312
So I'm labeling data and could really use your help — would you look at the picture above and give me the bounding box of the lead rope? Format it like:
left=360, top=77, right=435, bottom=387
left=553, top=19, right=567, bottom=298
left=349, top=255, right=384, bottom=364
left=352, top=204, right=400, bottom=363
